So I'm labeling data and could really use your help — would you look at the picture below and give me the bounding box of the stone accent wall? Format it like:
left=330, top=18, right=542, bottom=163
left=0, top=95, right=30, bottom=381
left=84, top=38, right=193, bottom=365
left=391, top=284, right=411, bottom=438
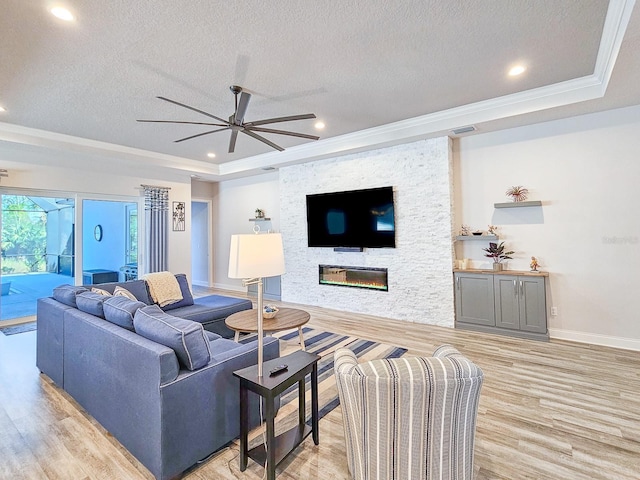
left=279, top=137, right=455, bottom=327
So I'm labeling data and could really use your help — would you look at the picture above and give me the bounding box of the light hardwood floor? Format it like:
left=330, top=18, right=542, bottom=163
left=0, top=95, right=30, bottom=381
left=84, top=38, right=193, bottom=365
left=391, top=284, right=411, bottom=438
left=1, top=290, right=639, bottom=479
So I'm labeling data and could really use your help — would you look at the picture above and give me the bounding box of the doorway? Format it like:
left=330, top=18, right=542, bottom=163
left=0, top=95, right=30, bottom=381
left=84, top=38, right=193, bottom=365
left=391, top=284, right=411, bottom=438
left=191, top=200, right=211, bottom=287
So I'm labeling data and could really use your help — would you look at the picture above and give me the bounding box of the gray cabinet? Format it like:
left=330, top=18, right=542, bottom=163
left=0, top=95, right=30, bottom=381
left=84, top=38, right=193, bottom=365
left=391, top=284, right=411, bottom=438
left=454, top=273, right=495, bottom=327
left=454, top=270, right=548, bottom=341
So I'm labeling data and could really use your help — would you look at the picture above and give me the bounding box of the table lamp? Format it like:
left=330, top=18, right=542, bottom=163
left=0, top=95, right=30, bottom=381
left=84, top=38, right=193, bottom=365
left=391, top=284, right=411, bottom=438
left=228, top=232, right=285, bottom=377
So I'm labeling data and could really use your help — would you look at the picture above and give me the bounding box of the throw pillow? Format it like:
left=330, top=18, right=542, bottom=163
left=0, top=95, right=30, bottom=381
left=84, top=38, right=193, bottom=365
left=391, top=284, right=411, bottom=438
left=114, top=285, right=138, bottom=301
left=53, top=285, right=88, bottom=307
left=91, top=287, right=112, bottom=296
left=76, top=291, right=108, bottom=318
left=103, top=296, right=146, bottom=330
left=133, top=305, right=211, bottom=371
left=162, top=273, right=195, bottom=311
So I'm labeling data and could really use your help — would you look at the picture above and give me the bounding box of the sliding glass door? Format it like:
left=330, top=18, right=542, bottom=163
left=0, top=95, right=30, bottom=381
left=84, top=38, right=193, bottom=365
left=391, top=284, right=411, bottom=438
left=0, top=194, right=75, bottom=322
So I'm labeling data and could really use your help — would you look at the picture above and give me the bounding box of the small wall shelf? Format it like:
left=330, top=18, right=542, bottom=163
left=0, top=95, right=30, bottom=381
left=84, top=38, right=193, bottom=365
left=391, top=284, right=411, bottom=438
left=455, top=235, right=498, bottom=241
left=494, top=200, right=542, bottom=209
left=249, top=218, right=272, bottom=221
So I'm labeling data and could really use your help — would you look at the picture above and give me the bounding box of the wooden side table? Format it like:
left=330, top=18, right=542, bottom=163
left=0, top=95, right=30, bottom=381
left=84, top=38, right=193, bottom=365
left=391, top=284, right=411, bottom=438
left=233, top=350, right=320, bottom=480
left=225, top=307, right=310, bottom=350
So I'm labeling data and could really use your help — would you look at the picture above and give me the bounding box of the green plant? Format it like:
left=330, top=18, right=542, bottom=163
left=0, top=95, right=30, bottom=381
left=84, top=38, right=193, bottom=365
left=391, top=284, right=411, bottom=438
left=483, top=242, right=514, bottom=263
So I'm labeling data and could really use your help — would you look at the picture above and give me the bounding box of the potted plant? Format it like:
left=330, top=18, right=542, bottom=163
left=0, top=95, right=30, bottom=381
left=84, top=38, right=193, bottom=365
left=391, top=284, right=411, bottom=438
left=483, top=242, right=514, bottom=271
left=254, top=208, right=265, bottom=219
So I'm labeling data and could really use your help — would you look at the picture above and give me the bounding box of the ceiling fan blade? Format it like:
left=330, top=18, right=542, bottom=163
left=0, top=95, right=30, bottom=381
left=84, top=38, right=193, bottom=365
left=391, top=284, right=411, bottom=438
left=174, top=127, right=230, bottom=143
left=157, top=96, right=229, bottom=124
left=228, top=130, right=239, bottom=153
left=235, top=91, right=252, bottom=125
left=242, top=129, right=285, bottom=151
left=137, top=120, right=228, bottom=126
left=245, top=113, right=316, bottom=127
left=246, top=126, right=319, bottom=140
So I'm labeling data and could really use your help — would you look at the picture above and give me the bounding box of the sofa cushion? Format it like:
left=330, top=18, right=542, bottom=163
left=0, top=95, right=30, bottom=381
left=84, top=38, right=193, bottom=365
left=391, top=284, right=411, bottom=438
left=52, top=285, right=88, bottom=307
left=87, top=279, right=153, bottom=305
left=162, top=274, right=195, bottom=311
left=170, top=295, right=252, bottom=324
left=133, top=305, right=211, bottom=371
left=103, top=296, right=147, bottom=330
left=76, top=291, right=108, bottom=318
left=114, top=285, right=137, bottom=301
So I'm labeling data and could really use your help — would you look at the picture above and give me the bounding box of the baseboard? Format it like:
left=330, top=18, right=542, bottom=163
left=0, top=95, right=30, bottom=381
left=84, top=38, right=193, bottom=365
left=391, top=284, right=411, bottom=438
left=212, top=282, right=246, bottom=294
left=548, top=328, right=640, bottom=351
left=191, top=280, right=209, bottom=287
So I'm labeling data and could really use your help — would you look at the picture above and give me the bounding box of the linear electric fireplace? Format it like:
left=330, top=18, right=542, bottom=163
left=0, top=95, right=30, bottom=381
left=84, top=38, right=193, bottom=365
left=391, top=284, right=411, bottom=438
left=319, top=265, right=388, bottom=291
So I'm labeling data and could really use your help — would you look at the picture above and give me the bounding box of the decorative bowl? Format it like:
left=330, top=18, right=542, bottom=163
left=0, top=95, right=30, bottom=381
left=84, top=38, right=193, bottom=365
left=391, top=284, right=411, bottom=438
left=263, top=305, right=279, bottom=319
left=472, top=231, right=483, bottom=236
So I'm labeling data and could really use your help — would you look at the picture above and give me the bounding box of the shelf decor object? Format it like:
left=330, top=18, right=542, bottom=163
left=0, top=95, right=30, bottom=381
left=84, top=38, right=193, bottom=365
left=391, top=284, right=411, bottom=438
left=228, top=232, right=286, bottom=377
left=483, top=242, right=514, bottom=271
left=505, top=185, right=529, bottom=202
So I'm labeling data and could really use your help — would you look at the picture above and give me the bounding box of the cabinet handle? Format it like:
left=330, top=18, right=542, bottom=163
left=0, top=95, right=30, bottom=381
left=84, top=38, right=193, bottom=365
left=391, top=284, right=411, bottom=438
left=456, top=276, right=460, bottom=290
left=520, top=280, right=524, bottom=297
left=513, top=279, right=517, bottom=296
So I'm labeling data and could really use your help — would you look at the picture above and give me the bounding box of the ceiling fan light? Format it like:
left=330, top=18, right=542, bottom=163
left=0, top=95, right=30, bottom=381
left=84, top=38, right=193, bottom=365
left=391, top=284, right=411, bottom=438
left=314, top=121, right=325, bottom=130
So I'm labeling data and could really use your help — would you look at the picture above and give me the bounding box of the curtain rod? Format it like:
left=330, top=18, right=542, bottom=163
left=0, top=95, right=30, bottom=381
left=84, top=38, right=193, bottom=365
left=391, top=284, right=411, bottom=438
left=140, top=184, right=172, bottom=190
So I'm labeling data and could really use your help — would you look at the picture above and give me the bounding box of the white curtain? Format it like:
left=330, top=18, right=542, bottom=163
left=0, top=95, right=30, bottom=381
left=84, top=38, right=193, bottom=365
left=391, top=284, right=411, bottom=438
left=143, top=185, right=169, bottom=273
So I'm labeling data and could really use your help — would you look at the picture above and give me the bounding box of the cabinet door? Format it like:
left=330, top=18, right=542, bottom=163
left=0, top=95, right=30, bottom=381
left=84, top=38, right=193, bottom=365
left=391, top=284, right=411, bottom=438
left=454, top=273, right=495, bottom=326
left=518, top=276, right=547, bottom=334
left=494, top=275, right=520, bottom=330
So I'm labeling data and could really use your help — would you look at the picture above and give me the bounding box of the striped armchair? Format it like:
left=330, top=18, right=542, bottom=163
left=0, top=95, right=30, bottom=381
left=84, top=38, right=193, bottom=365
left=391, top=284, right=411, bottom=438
left=334, top=345, right=484, bottom=480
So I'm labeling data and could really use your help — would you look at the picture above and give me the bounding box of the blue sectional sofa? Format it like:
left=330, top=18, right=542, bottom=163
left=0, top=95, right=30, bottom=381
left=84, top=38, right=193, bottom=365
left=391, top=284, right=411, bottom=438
left=36, top=275, right=278, bottom=480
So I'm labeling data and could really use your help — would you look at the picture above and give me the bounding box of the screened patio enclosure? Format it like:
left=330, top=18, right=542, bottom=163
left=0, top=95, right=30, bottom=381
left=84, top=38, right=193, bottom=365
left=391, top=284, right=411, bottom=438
left=1, top=195, right=75, bottom=322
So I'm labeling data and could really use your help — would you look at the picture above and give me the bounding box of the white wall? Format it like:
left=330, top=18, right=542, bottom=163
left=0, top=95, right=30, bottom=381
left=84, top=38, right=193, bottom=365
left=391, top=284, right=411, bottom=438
left=82, top=200, right=127, bottom=272
left=1, top=163, right=192, bottom=280
left=213, top=171, right=280, bottom=290
left=279, top=137, right=455, bottom=325
left=456, top=104, right=640, bottom=350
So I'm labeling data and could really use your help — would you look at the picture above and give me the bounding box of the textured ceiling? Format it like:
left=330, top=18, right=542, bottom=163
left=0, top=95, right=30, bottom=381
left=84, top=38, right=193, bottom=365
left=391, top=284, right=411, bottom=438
left=1, top=0, right=639, bottom=181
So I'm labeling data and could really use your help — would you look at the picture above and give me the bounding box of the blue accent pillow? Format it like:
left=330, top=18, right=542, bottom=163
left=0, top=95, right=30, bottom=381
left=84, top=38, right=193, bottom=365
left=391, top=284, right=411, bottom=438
left=52, top=285, right=88, bottom=307
left=133, top=305, right=211, bottom=371
left=162, top=273, right=195, bottom=311
left=76, top=291, right=108, bottom=318
left=103, top=296, right=147, bottom=330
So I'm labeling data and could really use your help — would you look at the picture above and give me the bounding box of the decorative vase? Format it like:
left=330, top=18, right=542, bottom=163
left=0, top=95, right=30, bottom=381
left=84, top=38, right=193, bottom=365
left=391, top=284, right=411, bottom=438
left=492, top=263, right=503, bottom=271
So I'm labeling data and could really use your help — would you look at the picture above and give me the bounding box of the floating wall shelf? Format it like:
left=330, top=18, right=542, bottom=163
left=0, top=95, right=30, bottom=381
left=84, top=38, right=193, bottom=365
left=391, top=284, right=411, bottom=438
left=494, top=200, right=542, bottom=209
left=249, top=218, right=272, bottom=221
left=455, top=235, right=498, bottom=241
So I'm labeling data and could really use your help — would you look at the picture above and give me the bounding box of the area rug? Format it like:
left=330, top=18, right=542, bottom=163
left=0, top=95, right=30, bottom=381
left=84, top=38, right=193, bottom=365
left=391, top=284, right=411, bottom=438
left=239, top=327, right=407, bottom=443
left=0, top=322, right=37, bottom=335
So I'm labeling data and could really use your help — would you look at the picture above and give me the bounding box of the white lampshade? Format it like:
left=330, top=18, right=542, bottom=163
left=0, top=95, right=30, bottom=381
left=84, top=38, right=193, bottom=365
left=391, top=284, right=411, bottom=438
left=228, top=233, right=286, bottom=279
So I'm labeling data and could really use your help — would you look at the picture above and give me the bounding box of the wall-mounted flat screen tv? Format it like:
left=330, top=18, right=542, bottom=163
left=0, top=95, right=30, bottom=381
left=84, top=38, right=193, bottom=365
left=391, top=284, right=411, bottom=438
left=306, top=186, right=395, bottom=248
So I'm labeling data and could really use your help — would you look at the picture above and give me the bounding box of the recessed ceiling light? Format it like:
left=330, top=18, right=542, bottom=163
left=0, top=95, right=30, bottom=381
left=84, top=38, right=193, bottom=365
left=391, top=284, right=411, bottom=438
left=508, top=65, right=526, bottom=77
left=50, top=6, right=75, bottom=21
left=207, top=152, right=216, bottom=158
left=314, top=121, right=325, bottom=130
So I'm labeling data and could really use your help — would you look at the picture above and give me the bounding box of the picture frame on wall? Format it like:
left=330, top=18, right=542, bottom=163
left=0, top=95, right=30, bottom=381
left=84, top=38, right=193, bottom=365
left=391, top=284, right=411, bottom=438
left=172, top=201, right=185, bottom=231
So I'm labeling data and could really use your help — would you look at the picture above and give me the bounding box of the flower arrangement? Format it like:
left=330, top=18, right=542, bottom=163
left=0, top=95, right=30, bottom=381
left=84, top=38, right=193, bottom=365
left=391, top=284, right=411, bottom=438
left=483, top=242, right=514, bottom=264
left=505, top=186, right=529, bottom=202
left=255, top=208, right=265, bottom=218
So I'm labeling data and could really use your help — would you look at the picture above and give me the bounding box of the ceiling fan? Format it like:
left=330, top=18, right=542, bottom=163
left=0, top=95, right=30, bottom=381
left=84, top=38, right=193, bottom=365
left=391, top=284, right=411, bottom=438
left=137, top=85, right=319, bottom=153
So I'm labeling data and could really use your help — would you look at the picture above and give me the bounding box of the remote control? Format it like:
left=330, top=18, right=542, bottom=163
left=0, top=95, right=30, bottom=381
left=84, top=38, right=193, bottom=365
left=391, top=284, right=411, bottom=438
left=269, top=364, right=288, bottom=376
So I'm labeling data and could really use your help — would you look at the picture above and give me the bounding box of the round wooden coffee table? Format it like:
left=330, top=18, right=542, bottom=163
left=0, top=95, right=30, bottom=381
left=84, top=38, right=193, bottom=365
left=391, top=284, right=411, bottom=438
left=225, top=307, right=311, bottom=350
